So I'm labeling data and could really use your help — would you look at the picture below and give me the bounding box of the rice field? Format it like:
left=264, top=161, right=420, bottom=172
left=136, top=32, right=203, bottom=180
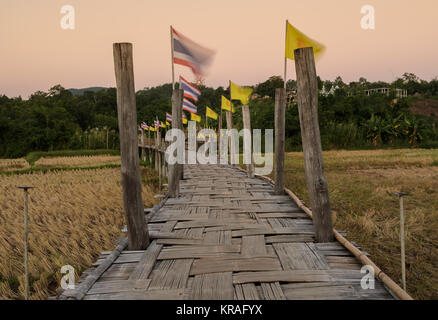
left=34, top=155, right=121, bottom=168
left=280, top=148, right=438, bottom=300
left=0, top=159, right=30, bottom=172
left=0, top=163, right=159, bottom=300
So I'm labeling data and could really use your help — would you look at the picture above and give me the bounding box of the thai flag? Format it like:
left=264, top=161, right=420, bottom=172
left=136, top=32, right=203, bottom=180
left=154, top=119, right=160, bottom=128
left=172, top=27, right=215, bottom=78
left=182, top=98, right=197, bottom=114
left=166, top=112, right=173, bottom=122
left=141, top=122, right=148, bottom=130
left=180, top=76, right=201, bottom=102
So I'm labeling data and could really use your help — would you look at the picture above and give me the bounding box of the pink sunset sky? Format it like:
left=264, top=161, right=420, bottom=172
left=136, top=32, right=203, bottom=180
left=1, top=0, right=437, bottom=98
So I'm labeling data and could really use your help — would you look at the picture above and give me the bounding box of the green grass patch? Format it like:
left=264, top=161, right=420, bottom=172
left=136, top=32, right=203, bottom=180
left=1, top=159, right=156, bottom=176
left=25, top=149, right=120, bottom=166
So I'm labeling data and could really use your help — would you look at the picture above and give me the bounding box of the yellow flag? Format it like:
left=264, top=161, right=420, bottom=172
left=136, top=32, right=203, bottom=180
left=285, top=20, right=325, bottom=60
left=221, top=96, right=235, bottom=112
left=160, top=121, right=166, bottom=128
left=206, top=106, right=218, bottom=120
left=166, top=121, right=170, bottom=126
left=191, top=113, right=201, bottom=122
left=182, top=117, right=188, bottom=124
left=230, top=81, right=253, bottom=105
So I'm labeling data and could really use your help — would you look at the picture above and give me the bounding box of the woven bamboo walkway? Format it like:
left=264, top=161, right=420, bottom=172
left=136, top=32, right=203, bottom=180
left=60, top=164, right=394, bottom=300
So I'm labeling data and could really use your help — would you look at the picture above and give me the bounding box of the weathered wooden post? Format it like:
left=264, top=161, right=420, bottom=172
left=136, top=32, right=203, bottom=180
left=225, top=111, right=236, bottom=165
left=392, top=192, right=408, bottom=291
left=154, top=129, right=159, bottom=171
left=168, top=89, right=183, bottom=197
left=218, top=110, right=223, bottom=163
left=178, top=104, right=184, bottom=181
left=274, top=88, right=286, bottom=194
left=241, top=105, right=254, bottom=178
left=162, top=148, right=167, bottom=184
left=157, top=130, right=162, bottom=189
left=294, top=47, right=333, bottom=243
left=148, top=129, right=152, bottom=165
left=113, top=42, right=149, bottom=250
left=140, top=129, right=146, bottom=162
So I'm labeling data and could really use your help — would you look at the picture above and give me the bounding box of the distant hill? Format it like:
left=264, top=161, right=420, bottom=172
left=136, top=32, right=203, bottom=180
left=68, top=87, right=108, bottom=96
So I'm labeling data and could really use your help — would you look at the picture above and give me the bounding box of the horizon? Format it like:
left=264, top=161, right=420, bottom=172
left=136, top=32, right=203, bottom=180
left=3, top=71, right=423, bottom=100
left=1, top=0, right=438, bottom=98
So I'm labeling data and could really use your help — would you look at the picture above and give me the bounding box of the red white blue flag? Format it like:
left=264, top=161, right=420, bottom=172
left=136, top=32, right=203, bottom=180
left=179, top=76, right=201, bottom=102
left=172, top=27, right=215, bottom=79
left=166, top=112, right=173, bottom=122
left=154, top=119, right=160, bottom=128
left=182, top=98, right=197, bottom=114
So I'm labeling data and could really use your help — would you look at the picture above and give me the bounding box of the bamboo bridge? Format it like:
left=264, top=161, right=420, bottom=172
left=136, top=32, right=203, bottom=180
left=57, top=44, right=412, bottom=300
left=58, top=162, right=407, bottom=300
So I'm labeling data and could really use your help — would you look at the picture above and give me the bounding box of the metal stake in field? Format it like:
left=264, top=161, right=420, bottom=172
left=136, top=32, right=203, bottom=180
left=392, top=192, right=409, bottom=291
left=16, top=186, right=34, bottom=300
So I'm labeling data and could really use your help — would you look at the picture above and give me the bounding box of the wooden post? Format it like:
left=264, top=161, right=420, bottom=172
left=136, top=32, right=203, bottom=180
left=274, top=88, right=286, bottom=194
left=241, top=105, right=254, bottom=178
left=148, top=129, right=152, bottom=165
left=294, top=47, right=333, bottom=243
left=154, top=130, right=159, bottom=171
left=400, top=196, right=406, bottom=291
left=218, top=109, right=222, bottom=163
left=113, top=42, right=149, bottom=250
left=157, top=130, right=162, bottom=189
left=392, top=192, right=409, bottom=291
left=178, top=104, right=184, bottom=181
left=225, top=111, right=235, bottom=165
left=162, top=135, right=167, bottom=183
left=168, top=89, right=183, bottom=197
left=141, top=129, right=146, bottom=162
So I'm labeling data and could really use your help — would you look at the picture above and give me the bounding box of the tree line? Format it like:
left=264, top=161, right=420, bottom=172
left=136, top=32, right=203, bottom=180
left=0, top=73, right=437, bottom=158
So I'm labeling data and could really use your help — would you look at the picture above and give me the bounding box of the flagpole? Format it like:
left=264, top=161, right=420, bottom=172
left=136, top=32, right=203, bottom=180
left=170, top=25, right=175, bottom=90
left=284, top=20, right=288, bottom=89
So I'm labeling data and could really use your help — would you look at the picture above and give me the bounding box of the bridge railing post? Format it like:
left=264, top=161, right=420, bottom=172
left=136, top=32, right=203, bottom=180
left=242, top=105, right=254, bottom=178
left=148, top=130, right=152, bottom=164
left=274, top=88, right=286, bottom=194
left=141, top=129, right=146, bottom=162
left=157, top=130, right=162, bottom=189
left=225, top=111, right=236, bottom=166
left=168, top=89, right=183, bottom=197
left=113, top=42, right=149, bottom=250
left=294, top=47, right=333, bottom=243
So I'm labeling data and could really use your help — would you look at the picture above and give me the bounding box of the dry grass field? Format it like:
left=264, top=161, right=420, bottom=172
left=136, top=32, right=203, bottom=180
left=34, top=155, right=121, bottom=168
left=0, top=163, right=159, bottom=300
left=279, top=148, right=438, bottom=300
left=0, top=159, right=30, bottom=172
